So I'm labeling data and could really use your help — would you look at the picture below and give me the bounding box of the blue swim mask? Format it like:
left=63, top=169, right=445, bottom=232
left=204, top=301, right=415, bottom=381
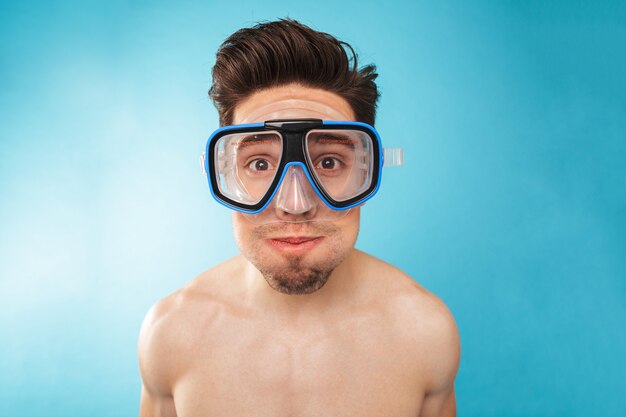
left=202, top=119, right=403, bottom=224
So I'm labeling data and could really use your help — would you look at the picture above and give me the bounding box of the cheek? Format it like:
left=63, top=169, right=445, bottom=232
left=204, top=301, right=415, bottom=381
left=232, top=212, right=253, bottom=250
left=232, top=213, right=274, bottom=260
left=338, top=208, right=361, bottom=247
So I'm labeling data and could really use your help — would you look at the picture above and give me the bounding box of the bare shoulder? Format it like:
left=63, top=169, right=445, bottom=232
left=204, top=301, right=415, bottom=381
left=356, top=250, right=461, bottom=393
left=137, top=256, right=243, bottom=395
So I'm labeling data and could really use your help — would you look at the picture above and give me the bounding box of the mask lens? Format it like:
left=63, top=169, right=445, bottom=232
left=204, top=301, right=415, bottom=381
left=214, top=131, right=282, bottom=205
left=305, top=129, right=374, bottom=202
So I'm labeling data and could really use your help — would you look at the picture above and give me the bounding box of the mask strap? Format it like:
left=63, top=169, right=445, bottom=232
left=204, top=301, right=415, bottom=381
left=383, top=148, right=404, bottom=166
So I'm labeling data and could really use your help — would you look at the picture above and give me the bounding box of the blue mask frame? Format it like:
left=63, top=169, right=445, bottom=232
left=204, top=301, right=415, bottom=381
left=204, top=119, right=384, bottom=214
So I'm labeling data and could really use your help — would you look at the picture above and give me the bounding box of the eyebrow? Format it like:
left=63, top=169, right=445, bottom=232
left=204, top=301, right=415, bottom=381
left=234, top=134, right=279, bottom=147
left=315, top=134, right=356, bottom=148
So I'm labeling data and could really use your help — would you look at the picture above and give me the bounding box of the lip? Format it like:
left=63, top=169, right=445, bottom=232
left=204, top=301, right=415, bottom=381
left=265, top=236, right=324, bottom=254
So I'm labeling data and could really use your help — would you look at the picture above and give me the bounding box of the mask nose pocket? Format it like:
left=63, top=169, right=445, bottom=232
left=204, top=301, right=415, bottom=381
left=274, top=165, right=316, bottom=214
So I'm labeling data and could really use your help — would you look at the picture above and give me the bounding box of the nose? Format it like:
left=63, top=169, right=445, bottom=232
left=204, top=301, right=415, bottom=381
left=274, top=165, right=317, bottom=216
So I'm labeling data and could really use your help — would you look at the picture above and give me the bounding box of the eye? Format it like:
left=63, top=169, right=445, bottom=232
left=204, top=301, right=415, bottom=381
left=316, top=157, right=342, bottom=170
left=247, top=158, right=272, bottom=171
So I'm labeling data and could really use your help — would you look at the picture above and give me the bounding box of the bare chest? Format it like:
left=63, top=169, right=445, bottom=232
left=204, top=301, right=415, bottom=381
left=171, top=317, right=425, bottom=417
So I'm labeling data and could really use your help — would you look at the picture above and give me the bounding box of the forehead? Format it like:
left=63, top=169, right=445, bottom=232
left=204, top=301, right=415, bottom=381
left=233, top=83, right=356, bottom=124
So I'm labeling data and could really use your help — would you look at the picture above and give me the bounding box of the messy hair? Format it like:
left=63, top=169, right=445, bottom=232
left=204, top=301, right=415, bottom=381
left=209, top=18, right=379, bottom=126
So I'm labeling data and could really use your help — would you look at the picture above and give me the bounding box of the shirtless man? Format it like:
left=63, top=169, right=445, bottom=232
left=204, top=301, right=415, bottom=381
left=137, top=19, right=460, bottom=417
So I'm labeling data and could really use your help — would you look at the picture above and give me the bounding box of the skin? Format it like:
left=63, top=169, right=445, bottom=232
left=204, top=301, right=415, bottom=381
left=138, top=84, right=460, bottom=417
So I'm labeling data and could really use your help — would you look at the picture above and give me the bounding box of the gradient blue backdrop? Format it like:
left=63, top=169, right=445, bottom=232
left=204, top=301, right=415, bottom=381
left=1, top=1, right=625, bottom=416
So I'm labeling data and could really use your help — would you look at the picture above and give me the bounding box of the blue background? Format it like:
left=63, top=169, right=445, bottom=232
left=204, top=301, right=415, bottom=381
left=1, top=1, right=625, bottom=415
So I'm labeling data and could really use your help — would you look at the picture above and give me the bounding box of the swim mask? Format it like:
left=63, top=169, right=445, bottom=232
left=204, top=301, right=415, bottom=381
left=201, top=119, right=402, bottom=224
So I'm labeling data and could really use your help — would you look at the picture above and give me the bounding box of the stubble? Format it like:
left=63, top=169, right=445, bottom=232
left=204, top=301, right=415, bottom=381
left=239, top=222, right=349, bottom=295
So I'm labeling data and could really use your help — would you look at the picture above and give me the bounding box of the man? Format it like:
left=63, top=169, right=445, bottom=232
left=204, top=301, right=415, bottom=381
left=138, top=19, right=460, bottom=417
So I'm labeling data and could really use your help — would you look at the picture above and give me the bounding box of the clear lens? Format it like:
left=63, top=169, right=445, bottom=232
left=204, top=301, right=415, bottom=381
left=214, top=131, right=282, bottom=205
left=305, top=129, right=374, bottom=202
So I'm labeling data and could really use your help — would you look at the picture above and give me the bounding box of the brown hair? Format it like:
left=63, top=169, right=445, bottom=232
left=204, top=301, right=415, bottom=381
left=209, top=19, right=380, bottom=126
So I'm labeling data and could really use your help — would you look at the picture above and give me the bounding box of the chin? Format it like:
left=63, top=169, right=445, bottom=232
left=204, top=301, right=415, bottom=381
left=264, top=268, right=333, bottom=295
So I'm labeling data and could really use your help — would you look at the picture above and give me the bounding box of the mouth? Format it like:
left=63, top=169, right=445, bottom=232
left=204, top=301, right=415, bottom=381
left=265, top=236, right=325, bottom=254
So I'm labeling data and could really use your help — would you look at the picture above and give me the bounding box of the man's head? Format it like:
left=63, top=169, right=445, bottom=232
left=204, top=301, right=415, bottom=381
left=208, top=19, right=380, bottom=295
